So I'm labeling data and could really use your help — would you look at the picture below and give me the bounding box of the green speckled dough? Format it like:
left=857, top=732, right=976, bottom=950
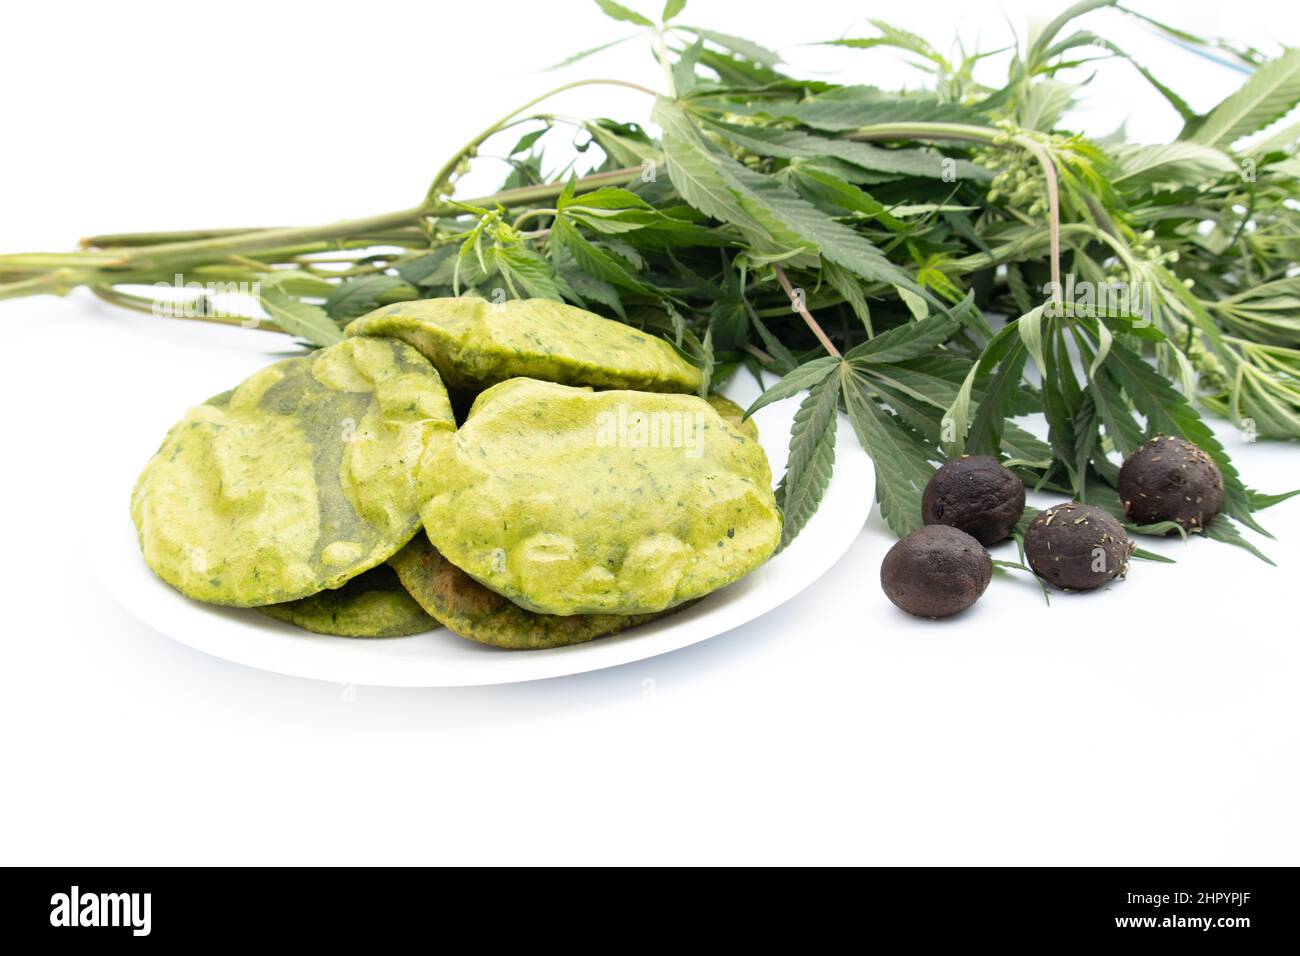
left=421, top=378, right=781, bottom=616
left=131, top=337, right=457, bottom=606
left=345, top=297, right=702, bottom=394
left=389, top=535, right=685, bottom=649
left=258, top=564, right=437, bottom=637
left=705, top=393, right=759, bottom=441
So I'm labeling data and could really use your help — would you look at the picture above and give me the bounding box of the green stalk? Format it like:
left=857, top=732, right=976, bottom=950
left=0, top=165, right=650, bottom=287
left=0, top=269, right=96, bottom=301
left=89, top=286, right=285, bottom=333
left=423, top=78, right=658, bottom=205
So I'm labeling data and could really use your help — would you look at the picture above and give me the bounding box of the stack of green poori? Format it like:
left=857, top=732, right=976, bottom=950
left=131, top=298, right=782, bottom=649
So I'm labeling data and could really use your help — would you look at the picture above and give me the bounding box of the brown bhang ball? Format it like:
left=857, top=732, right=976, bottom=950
left=1118, top=436, right=1224, bottom=532
left=1024, top=503, right=1133, bottom=591
left=880, top=525, right=992, bottom=619
left=922, top=455, right=1026, bottom=545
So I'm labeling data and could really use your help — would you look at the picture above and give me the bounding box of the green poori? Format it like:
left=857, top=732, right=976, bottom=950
left=420, top=377, right=782, bottom=616
left=389, top=535, right=683, bottom=649
left=705, top=392, right=759, bottom=441
left=131, top=337, right=457, bottom=606
left=345, top=296, right=702, bottom=394
left=258, top=564, right=437, bottom=637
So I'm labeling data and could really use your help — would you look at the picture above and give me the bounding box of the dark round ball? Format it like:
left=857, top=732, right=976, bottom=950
left=922, top=455, right=1026, bottom=544
left=1118, top=436, right=1224, bottom=532
left=880, top=525, right=992, bottom=619
left=1024, top=503, right=1132, bottom=591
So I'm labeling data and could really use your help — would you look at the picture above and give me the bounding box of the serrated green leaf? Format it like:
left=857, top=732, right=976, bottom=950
left=1110, top=142, right=1237, bottom=188
left=1203, top=514, right=1275, bottom=564
left=821, top=19, right=946, bottom=67
left=258, top=286, right=342, bottom=347
left=845, top=311, right=959, bottom=365
left=844, top=373, right=938, bottom=537
left=1188, top=47, right=1300, bottom=148
left=583, top=119, right=662, bottom=166
left=1017, top=79, right=1078, bottom=132
left=682, top=26, right=781, bottom=66
left=508, top=127, right=549, bottom=156
left=823, top=260, right=872, bottom=333
left=941, top=318, right=1021, bottom=456
left=655, top=98, right=920, bottom=291
left=1040, top=334, right=1082, bottom=494
left=1018, top=305, right=1046, bottom=370
left=743, top=355, right=839, bottom=418
left=559, top=186, right=653, bottom=211
left=395, top=246, right=457, bottom=287
left=1006, top=263, right=1033, bottom=315
left=1089, top=365, right=1145, bottom=457
left=673, top=39, right=704, bottom=97
left=1132, top=547, right=1177, bottom=564
left=777, top=373, right=840, bottom=547
left=1072, top=391, right=1099, bottom=488
left=493, top=243, right=574, bottom=302
left=323, top=274, right=407, bottom=322
left=866, top=380, right=945, bottom=441
left=789, top=168, right=906, bottom=230
left=560, top=267, right=627, bottom=319
left=710, top=86, right=984, bottom=131
left=1002, top=422, right=1053, bottom=469
left=1026, top=0, right=1118, bottom=70
left=552, top=217, right=657, bottom=296
left=966, top=343, right=1029, bottom=458
left=543, top=33, right=640, bottom=71
left=860, top=359, right=963, bottom=411
left=593, top=0, right=653, bottom=27
left=724, top=161, right=918, bottom=288
left=699, top=117, right=993, bottom=180
left=653, top=97, right=770, bottom=239
left=1125, top=519, right=1189, bottom=539
left=896, top=286, right=928, bottom=320
left=1088, top=320, right=1113, bottom=377
left=745, top=303, right=799, bottom=374
left=1248, top=487, right=1300, bottom=510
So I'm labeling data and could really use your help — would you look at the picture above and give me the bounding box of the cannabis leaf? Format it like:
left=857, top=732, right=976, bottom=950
left=258, top=286, right=341, bottom=347
left=698, top=117, right=993, bottom=181
left=1110, top=142, right=1238, bottom=188
left=777, top=373, right=839, bottom=547
left=593, top=0, right=653, bottom=28
left=1186, top=47, right=1300, bottom=147
left=843, top=370, right=939, bottom=537
left=323, top=275, right=408, bottom=322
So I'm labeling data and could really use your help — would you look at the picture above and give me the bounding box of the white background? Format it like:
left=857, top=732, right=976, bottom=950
left=2, top=0, right=1298, bottom=864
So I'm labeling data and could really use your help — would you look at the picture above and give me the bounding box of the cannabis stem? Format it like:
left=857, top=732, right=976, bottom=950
left=0, top=166, right=650, bottom=285
left=774, top=264, right=841, bottom=358
left=423, top=78, right=660, bottom=205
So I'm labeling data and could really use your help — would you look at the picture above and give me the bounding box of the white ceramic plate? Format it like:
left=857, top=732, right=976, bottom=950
left=88, top=376, right=873, bottom=686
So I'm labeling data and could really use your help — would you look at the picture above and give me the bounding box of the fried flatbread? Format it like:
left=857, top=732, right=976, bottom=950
left=345, top=297, right=702, bottom=394
left=705, top=392, right=759, bottom=440
left=420, top=378, right=781, bottom=616
left=389, top=535, right=680, bottom=649
left=131, top=337, right=457, bottom=606
left=258, top=564, right=437, bottom=637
